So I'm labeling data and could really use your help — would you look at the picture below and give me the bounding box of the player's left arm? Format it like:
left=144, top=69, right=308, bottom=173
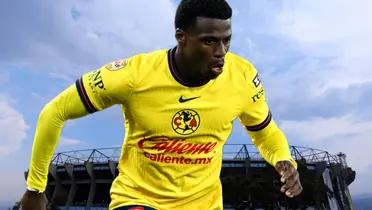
left=238, top=64, right=302, bottom=198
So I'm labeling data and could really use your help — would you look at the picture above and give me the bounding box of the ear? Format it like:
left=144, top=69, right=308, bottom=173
left=175, top=28, right=186, bottom=45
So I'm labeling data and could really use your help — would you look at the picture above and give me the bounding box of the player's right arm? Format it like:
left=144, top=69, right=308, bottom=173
left=237, top=58, right=302, bottom=197
left=21, top=58, right=136, bottom=210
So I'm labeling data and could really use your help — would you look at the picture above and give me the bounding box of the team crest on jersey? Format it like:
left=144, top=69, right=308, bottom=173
left=105, top=59, right=127, bottom=71
left=172, top=109, right=200, bottom=135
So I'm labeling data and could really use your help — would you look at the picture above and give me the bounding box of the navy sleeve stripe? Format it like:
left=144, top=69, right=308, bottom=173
left=245, top=111, right=272, bottom=132
left=75, top=78, right=97, bottom=113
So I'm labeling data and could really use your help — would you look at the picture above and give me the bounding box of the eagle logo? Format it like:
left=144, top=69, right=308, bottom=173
left=171, top=109, right=200, bottom=135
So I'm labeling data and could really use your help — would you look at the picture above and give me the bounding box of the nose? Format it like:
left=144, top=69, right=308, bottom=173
left=214, top=41, right=228, bottom=58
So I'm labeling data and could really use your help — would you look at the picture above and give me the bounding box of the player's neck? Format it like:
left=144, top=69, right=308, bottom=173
left=173, top=47, right=210, bottom=87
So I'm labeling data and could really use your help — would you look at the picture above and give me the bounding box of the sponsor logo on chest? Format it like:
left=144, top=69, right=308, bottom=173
left=138, top=137, right=217, bottom=165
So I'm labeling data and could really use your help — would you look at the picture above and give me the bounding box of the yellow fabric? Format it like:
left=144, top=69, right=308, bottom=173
left=27, top=49, right=295, bottom=209
left=26, top=85, right=88, bottom=192
left=247, top=120, right=297, bottom=168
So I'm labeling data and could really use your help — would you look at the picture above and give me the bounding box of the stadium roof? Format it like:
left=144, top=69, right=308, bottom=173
left=51, top=144, right=343, bottom=166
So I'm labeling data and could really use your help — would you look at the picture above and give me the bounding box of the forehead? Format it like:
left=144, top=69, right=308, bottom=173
left=188, top=17, right=232, bottom=37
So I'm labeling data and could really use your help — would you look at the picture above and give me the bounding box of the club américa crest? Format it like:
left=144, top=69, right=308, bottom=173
left=171, top=109, right=200, bottom=135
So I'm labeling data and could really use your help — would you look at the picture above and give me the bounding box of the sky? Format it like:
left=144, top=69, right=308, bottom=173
left=0, top=0, right=372, bottom=207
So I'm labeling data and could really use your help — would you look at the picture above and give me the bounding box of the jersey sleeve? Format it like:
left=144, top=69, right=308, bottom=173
left=75, top=57, right=136, bottom=113
left=239, top=63, right=271, bottom=129
left=238, top=62, right=296, bottom=168
left=26, top=57, right=138, bottom=192
left=27, top=84, right=89, bottom=192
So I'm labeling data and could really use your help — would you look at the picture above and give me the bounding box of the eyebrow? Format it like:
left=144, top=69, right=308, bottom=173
left=199, top=34, right=232, bottom=40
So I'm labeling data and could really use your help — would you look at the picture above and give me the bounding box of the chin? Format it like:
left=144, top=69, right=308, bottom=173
left=208, top=72, right=220, bottom=80
left=209, top=69, right=223, bottom=80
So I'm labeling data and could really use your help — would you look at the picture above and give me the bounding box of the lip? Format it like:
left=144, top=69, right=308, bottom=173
left=211, top=61, right=224, bottom=68
left=209, top=60, right=225, bottom=76
left=211, top=66, right=223, bottom=75
left=210, top=63, right=224, bottom=75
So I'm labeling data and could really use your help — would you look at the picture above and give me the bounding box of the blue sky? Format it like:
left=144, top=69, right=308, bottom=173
left=1, top=0, right=372, bottom=207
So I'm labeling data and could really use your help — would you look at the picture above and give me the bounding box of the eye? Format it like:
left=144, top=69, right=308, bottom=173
left=203, top=38, right=217, bottom=45
left=223, top=37, right=231, bottom=44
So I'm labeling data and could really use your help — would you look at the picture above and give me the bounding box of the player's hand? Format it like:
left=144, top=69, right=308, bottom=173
left=20, top=190, right=48, bottom=210
left=275, top=160, right=303, bottom=198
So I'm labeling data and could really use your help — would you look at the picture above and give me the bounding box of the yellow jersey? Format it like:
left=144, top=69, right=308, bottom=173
left=75, top=48, right=291, bottom=209
left=27, top=48, right=295, bottom=210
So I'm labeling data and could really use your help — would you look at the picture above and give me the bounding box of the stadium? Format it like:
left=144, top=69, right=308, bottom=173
left=21, top=144, right=355, bottom=210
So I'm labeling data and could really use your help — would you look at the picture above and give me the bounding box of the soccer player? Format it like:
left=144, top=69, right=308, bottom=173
left=21, top=0, right=302, bottom=209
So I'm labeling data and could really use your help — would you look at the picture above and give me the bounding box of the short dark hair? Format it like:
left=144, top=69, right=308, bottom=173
left=175, top=0, right=232, bottom=30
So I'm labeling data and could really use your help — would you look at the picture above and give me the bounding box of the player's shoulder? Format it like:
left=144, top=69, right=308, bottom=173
left=103, top=49, right=167, bottom=69
left=129, top=49, right=168, bottom=66
left=225, top=52, right=258, bottom=77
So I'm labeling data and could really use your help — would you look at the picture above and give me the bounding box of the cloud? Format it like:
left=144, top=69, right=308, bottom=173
left=350, top=167, right=372, bottom=196
left=0, top=94, right=29, bottom=156
left=227, top=0, right=372, bottom=119
left=0, top=170, right=25, bottom=206
left=0, top=72, right=9, bottom=84
left=274, top=0, right=372, bottom=90
left=59, top=136, right=86, bottom=146
left=280, top=114, right=372, bottom=164
left=279, top=114, right=372, bottom=195
left=0, top=0, right=176, bottom=80
left=267, top=81, right=372, bottom=122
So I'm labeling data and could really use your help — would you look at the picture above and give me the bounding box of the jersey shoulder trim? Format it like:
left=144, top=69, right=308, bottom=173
left=75, top=77, right=98, bottom=113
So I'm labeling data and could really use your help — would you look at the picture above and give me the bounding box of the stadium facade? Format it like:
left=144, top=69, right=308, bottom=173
left=23, top=144, right=355, bottom=210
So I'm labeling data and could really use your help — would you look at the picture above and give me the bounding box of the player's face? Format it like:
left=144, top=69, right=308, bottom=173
left=179, top=17, right=232, bottom=80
